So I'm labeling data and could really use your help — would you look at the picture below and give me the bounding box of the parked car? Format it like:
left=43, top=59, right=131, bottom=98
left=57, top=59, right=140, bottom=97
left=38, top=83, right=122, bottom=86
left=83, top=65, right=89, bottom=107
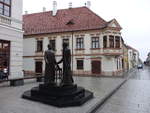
left=137, top=64, right=143, bottom=69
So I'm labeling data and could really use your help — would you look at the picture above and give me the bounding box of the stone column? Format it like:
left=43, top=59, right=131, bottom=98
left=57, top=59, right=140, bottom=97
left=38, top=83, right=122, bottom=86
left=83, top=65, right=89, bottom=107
left=107, top=35, right=109, bottom=48
left=100, top=34, right=103, bottom=48
left=114, top=36, right=116, bottom=48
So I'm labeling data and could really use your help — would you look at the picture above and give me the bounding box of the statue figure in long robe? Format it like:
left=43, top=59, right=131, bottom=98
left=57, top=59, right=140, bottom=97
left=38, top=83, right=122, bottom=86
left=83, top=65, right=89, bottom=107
left=44, top=44, right=56, bottom=85
left=58, top=42, right=74, bottom=86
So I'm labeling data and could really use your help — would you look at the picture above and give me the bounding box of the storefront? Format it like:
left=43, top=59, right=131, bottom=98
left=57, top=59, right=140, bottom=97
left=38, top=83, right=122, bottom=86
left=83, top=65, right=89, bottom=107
left=0, top=40, right=10, bottom=74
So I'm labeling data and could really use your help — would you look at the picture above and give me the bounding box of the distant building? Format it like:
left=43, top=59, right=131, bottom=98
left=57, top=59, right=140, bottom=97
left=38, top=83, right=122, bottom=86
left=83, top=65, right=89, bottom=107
left=125, top=45, right=139, bottom=69
left=0, top=0, right=23, bottom=79
left=123, top=44, right=129, bottom=71
left=146, top=52, right=150, bottom=66
left=23, top=6, right=124, bottom=76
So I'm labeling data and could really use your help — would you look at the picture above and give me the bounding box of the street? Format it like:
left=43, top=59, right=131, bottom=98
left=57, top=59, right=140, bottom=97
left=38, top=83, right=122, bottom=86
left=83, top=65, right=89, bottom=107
left=96, top=66, right=150, bottom=113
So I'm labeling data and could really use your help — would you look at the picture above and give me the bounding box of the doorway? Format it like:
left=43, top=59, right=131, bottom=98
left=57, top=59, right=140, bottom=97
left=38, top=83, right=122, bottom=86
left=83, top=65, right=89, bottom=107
left=35, top=61, right=43, bottom=75
left=91, top=60, right=101, bottom=74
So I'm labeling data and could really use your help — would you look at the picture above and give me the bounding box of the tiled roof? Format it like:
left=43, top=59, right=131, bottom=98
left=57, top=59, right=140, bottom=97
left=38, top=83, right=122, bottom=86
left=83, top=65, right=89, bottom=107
left=23, top=7, right=120, bottom=36
left=126, top=45, right=138, bottom=52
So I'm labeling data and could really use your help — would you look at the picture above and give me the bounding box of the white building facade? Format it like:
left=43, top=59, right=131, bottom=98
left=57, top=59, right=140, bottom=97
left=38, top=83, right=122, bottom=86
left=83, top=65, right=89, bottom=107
left=23, top=7, right=124, bottom=76
left=127, top=45, right=139, bottom=69
left=0, top=0, right=23, bottom=79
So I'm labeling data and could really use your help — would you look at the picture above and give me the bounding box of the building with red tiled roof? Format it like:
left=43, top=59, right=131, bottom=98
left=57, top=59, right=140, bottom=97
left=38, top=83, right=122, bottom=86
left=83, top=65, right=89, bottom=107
left=23, top=7, right=121, bottom=36
left=126, top=45, right=138, bottom=52
left=23, top=5, right=124, bottom=76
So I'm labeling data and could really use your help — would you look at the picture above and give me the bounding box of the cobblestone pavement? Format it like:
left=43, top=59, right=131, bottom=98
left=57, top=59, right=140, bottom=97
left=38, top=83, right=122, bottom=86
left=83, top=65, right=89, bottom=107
left=96, top=66, right=150, bottom=113
left=0, top=76, right=124, bottom=113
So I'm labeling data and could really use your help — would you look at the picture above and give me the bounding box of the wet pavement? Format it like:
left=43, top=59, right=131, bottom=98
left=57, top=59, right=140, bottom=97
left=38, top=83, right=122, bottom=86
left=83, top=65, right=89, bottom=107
left=0, top=76, right=125, bottom=113
left=96, top=66, right=150, bottom=113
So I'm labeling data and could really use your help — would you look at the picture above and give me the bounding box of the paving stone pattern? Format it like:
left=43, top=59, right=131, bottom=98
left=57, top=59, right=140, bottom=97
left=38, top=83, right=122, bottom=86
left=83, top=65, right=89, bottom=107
left=96, top=66, right=150, bottom=113
left=0, top=76, right=124, bottom=113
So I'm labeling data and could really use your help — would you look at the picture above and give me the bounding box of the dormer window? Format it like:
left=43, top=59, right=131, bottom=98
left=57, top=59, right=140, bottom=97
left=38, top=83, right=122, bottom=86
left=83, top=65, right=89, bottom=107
left=0, top=0, right=11, bottom=17
left=66, top=19, right=74, bottom=25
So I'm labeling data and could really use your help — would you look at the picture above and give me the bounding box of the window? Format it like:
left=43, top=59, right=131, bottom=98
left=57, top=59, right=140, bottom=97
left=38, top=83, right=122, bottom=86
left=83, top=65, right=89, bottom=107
left=115, top=36, right=120, bottom=48
left=109, top=36, right=114, bottom=48
left=49, top=39, right=56, bottom=51
left=122, top=59, right=124, bottom=69
left=0, top=0, right=11, bottom=17
left=63, top=39, right=69, bottom=47
left=77, top=60, right=84, bottom=70
left=37, top=40, right=43, bottom=52
left=117, top=59, right=119, bottom=70
left=76, top=38, right=84, bottom=49
left=103, top=36, right=107, bottom=48
left=91, top=37, right=99, bottom=49
left=0, top=40, right=10, bottom=74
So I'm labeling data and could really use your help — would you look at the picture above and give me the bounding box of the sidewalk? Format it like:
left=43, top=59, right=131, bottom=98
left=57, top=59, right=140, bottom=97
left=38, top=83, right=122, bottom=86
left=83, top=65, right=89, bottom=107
left=0, top=71, right=134, bottom=113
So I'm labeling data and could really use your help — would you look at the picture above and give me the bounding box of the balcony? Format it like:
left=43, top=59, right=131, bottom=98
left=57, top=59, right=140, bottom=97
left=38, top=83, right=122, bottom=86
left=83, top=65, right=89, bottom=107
left=0, top=15, right=11, bottom=25
left=103, top=48, right=123, bottom=56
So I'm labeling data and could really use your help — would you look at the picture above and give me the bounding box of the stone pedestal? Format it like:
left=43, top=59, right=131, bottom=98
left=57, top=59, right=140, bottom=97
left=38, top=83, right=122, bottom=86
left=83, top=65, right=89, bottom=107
left=10, top=79, right=24, bottom=86
left=22, top=84, right=93, bottom=107
left=36, top=77, right=43, bottom=82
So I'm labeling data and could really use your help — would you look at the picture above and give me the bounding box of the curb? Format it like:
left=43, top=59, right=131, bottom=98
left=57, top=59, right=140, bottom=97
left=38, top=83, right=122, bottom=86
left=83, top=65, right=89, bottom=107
left=87, top=69, right=135, bottom=113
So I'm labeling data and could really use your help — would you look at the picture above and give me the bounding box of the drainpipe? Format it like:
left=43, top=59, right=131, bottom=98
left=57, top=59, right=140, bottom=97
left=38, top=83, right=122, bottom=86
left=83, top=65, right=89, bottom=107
left=71, top=32, right=74, bottom=73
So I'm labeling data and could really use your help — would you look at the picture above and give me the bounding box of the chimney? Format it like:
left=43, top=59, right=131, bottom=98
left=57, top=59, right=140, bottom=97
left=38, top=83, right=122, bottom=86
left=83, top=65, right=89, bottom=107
left=43, top=7, right=46, bottom=12
left=25, top=11, right=28, bottom=15
left=69, top=2, right=72, bottom=8
left=86, top=1, right=91, bottom=8
left=52, top=1, right=57, bottom=16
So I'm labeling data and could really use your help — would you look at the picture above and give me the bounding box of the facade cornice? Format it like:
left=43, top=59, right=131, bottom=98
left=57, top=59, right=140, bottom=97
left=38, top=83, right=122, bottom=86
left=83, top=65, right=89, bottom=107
left=23, top=52, right=123, bottom=58
left=0, top=24, right=23, bottom=33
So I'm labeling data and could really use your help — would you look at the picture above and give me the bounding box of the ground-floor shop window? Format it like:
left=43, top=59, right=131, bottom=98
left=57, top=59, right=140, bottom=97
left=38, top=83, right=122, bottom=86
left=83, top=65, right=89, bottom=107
left=0, top=40, right=10, bottom=79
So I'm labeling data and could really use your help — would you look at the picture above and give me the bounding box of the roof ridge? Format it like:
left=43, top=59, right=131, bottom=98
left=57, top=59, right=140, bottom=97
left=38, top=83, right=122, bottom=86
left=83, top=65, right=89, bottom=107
left=23, top=6, right=117, bottom=36
left=84, top=7, right=107, bottom=23
left=23, top=6, right=88, bottom=16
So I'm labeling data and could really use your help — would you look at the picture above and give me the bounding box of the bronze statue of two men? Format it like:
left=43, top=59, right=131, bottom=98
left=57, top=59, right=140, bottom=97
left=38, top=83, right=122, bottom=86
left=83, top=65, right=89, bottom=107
left=44, top=42, right=74, bottom=86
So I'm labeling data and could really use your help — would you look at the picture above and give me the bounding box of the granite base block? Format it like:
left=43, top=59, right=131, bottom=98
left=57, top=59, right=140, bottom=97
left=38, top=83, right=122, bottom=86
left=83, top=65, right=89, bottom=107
left=22, top=84, right=93, bottom=107
left=10, top=79, right=24, bottom=86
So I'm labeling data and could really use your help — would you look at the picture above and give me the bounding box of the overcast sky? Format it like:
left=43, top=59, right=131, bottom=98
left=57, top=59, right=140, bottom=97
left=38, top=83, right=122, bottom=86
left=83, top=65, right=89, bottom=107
left=23, top=0, right=150, bottom=61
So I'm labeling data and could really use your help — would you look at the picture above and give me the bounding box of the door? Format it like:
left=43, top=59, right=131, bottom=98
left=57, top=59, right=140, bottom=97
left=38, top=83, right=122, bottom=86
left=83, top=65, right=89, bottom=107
left=35, top=61, right=43, bottom=75
left=92, top=60, right=101, bottom=74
